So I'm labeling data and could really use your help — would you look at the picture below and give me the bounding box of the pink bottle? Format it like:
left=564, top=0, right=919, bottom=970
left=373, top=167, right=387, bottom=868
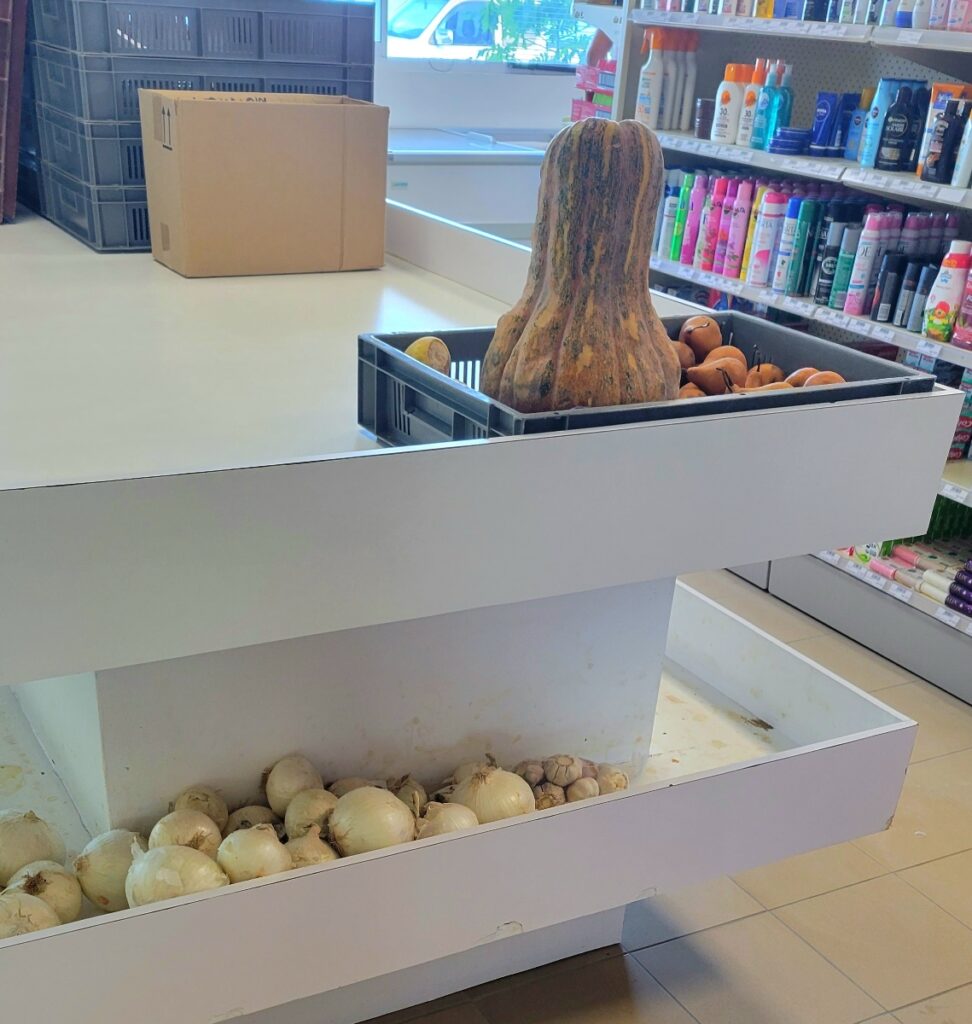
left=723, top=180, right=754, bottom=280
left=680, top=173, right=709, bottom=265
left=946, top=0, right=972, bottom=30
left=699, top=177, right=729, bottom=272
left=712, top=179, right=740, bottom=275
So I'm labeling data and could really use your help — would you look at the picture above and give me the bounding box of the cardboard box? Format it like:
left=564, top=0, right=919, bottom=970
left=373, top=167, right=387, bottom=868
left=139, top=91, right=389, bottom=278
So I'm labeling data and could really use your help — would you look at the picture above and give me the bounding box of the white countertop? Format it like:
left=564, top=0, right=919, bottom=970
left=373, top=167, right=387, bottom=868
left=0, top=213, right=508, bottom=491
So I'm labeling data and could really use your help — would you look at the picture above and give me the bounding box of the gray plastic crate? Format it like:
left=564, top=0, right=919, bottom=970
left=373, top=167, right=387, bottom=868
left=17, top=154, right=46, bottom=212
left=38, top=103, right=144, bottom=185
left=32, top=42, right=373, bottom=120
left=30, top=0, right=374, bottom=62
left=358, top=315, right=935, bottom=446
left=41, top=160, right=148, bottom=250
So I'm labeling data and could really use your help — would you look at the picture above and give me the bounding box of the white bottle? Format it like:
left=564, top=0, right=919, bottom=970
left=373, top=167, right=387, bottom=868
left=670, top=31, right=686, bottom=135
left=678, top=33, right=698, bottom=132
left=719, top=0, right=737, bottom=12
left=912, top=0, right=932, bottom=26
left=660, top=32, right=678, bottom=131
left=735, top=59, right=766, bottom=147
left=635, top=29, right=664, bottom=130
left=710, top=64, right=746, bottom=143
left=879, top=0, right=899, bottom=22
left=951, top=113, right=972, bottom=188
left=946, top=0, right=972, bottom=29
left=928, top=0, right=949, bottom=25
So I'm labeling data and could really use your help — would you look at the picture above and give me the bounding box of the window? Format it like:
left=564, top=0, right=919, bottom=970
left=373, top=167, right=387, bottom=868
left=385, top=0, right=596, bottom=66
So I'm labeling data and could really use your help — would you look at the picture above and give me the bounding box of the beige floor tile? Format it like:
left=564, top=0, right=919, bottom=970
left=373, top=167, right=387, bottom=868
left=894, top=983, right=972, bottom=1023
left=900, top=849, right=972, bottom=929
left=475, top=953, right=696, bottom=1024
left=875, top=682, right=972, bottom=763
left=733, top=842, right=887, bottom=909
left=788, top=632, right=923, bottom=694
left=622, top=877, right=762, bottom=950
left=678, top=571, right=824, bottom=643
left=635, top=912, right=880, bottom=1024
left=852, top=748, right=972, bottom=871
left=776, top=874, right=972, bottom=1010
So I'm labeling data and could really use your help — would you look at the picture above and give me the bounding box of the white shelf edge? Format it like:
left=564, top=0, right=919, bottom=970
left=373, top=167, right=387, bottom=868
left=649, top=254, right=972, bottom=370
left=814, top=549, right=972, bottom=638
left=871, top=24, right=972, bottom=52
left=654, top=130, right=972, bottom=210
left=571, top=1, right=625, bottom=40
left=939, top=462, right=972, bottom=508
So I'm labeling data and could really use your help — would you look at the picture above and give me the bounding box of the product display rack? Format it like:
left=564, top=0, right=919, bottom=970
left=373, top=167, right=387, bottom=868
left=569, top=0, right=972, bottom=693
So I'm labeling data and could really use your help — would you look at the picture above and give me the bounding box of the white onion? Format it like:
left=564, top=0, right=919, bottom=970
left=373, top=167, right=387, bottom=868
left=286, top=825, right=340, bottom=868
left=329, top=787, right=415, bottom=857
left=74, top=830, right=147, bottom=912
left=595, top=764, right=629, bottom=794
left=224, top=805, right=282, bottom=838
left=0, top=810, right=66, bottom=886
left=448, top=767, right=534, bottom=823
left=6, top=860, right=82, bottom=923
left=126, top=842, right=229, bottom=908
left=389, top=775, right=428, bottom=817
left=415, top=802, right=478, bottom=839
left=171, top=784, right=229, bottom=832
left=149, top=810, right=222, bottom=859
left=0, top=891, right=61, bottom=937
left=328, top=777, right=387, bottom=798
left=450, top=753, right=496, bottom=784
left=264, top=755, right=323, bottom=816
left=284, top=789, right=338, bottom=839
left=217, top=824, right=292, bottom=883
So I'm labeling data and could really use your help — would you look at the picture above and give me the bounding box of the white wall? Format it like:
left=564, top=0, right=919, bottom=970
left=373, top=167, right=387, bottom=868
left=374, top=57, right=574, bottom=130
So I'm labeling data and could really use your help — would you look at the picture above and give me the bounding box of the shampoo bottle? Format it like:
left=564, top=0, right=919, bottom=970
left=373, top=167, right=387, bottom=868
left=875, top=85, right=913, bottom=171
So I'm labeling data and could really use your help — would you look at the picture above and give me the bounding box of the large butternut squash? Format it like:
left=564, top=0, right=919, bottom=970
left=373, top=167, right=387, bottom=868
left=481, top=119, right=679, bottom=412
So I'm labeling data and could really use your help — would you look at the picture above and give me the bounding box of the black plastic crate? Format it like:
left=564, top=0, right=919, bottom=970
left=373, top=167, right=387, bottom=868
left=32, top=42, right=372, bottom=120
left=41, top=160, right=148, bottom=250
left=30, top=0, right=374, bottom=62
left=358, top=314, right=935, bottom=446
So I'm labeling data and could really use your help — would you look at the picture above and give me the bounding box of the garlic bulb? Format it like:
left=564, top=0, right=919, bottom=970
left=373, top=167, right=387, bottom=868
left=566, top=777, right=600, bottom=802
left=416, top=803, right=479, bottom=840
left=449, top=767, right=534, bottom=823
left=284, top=789, right=338, bottom=839
left=217, top=824, right=292, bottom=883
left=329, top=786, right=416, bottom=857
left=149, top=810, right=222, bottom=859
left=6, top=860, right=83, bottom=924
left=171, top=784, right=229, bottom=832
left=579, top=758, right=598, bottom=780
left=533, top=782, right=566, bottom=810
left=264, top=754, right=323, bottom=816
left=286, top=825, right=339, bottom=868
left=225, top=805, right=282, bottom=838
left=126, top=842, right=229, bottom=908
left=514, top=760, right=545, bottom=787
left=328, top=777, right=387, bottom=798
left=74, top=830, right=147, bottom=912
left=596, top=764, right=629, bottom=794
left=389, top=775, right=428, bottom=817
left=0, top=891, right=61, bottom=937
left=542, top=755, right=583, bottom=788
left=0, top=810, right=66, bottom=886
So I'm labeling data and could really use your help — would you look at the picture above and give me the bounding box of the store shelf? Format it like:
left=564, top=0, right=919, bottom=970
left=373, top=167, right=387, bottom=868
left=572, top=1, right=625, bottom=39
left=0, top=583, right=916, bottom=1023
left=630, top=9, right=871, bottom=40
left=816, top=548, right=972, bottom=635
left=650, top=254, right=972, bottom=370
left=871, top=25, right=972, bottom=52
left=655, top=130, right=972, bottom=208
left=770, top=554, right=972, bottom=703
left=940, top=460, right=972, bottom=508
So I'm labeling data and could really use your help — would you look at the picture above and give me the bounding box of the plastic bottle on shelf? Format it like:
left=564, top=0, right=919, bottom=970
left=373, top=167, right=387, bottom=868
left=660, top=32, right=680, bottom=131
left=670, top=32, right=687, bottom=136
left=723, top=179, right=754, bottom=278
left=700, top=177, right=730, bottom=270
left=899, top=212, right=923, bottom=257
left=679, top=33, right=699, bottom=133
left=740, top=183, right=769, bottom=279
left=746, top=191, right=788, bottom=286
left=719, top=0, right=737, bottom=12
left=693, top=187, right=714, bottom=266
left=923, top=240, right=972, bottom=342
left=736, top=59, right=768, bottom=147
left=828, top=225, right=864, bottom=309
left=928, top=0, right=950, bottom=26
left=895, top=0, right=916, bottom=24
left=771, top=196, right=803, bottom=293
left=635, top=31, right=664, bottom=131
left=764, top=63, right=794, bottom=144
left=878, top=0, right=900, bottom=22
left=756, top=0, right=775, bottom=14
left=911, top=0, right=932, bottom=25
left=946, top=0, right=972, bottom=29
left=951, top=113, right=972, bottom=188
left=654, top=169, right=683, bottom=255
left=737, top=0, right=756, bottom=14
left=906, top=264, right=939, bottom=332
left=750, top=61, right=781, bottom=150
left=875, top=85, right=914, bottom=172
left=711, top=65, right=750, bottom=142
left=843, top=87, right=875, bottom=161
left=670, top=171, right=695, bottom=261
left=680, top=173, right=709, bottom=264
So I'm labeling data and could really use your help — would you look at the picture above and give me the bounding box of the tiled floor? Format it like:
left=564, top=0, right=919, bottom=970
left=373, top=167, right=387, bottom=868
left=366, top=571, right=972, bottom=1024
